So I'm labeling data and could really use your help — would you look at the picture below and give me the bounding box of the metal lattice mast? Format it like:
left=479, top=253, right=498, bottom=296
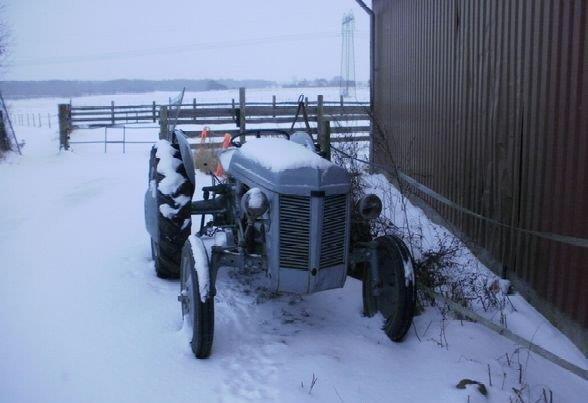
left=340, top=12, right=356, bottom=98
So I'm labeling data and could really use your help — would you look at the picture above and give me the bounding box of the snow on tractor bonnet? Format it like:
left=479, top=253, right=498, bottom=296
left=144, top=128, right=416, bottom=359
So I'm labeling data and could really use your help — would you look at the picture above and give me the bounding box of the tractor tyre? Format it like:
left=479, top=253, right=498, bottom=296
left=362, top=262, right=378, bottom=317
left=150, top=141, right=194, bottom=279
left=180, top=238, right=214, bottom=359
left=363, top=235, right=416, bottom=342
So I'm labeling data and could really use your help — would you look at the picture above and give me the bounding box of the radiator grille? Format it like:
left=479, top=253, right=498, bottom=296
left=320, top=194, right=347, bottom=268
left=279, top=195, right=310, bottom=269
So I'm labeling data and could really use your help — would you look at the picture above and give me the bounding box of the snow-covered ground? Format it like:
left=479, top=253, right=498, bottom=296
left=1, top=90, right=586, bottom=403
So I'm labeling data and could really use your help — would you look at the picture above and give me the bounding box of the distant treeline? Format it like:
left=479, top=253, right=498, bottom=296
left=283, top=77, right=363, bottom=88
left=0, top=79, right=277, bottom=99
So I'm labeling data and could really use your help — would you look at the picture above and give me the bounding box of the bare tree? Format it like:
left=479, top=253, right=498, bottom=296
left=0, top=4, right=7, bottom=67
left=0, top=3, right=13, bottom=156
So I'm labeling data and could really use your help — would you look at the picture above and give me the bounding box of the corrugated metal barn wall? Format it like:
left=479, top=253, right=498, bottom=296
left=372, top=0, right=587, bottom=352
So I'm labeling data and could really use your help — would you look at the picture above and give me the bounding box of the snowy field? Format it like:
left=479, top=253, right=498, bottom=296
left=1, top=89, right=586, bottom=403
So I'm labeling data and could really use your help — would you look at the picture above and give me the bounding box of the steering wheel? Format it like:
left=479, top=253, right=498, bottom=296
left=230, top=129, right=291, bottom=148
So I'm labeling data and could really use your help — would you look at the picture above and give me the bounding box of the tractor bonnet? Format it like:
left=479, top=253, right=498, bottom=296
left=228, top=138, right=350, bottom=195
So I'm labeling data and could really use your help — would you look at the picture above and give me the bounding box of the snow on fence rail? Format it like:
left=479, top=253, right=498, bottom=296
left=58, top=88, right=372, bottom=153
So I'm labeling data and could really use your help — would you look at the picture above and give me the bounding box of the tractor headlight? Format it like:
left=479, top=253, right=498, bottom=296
left=358, top=194, right=382, bottom=220
left=242, top=188, right=269, bottom=219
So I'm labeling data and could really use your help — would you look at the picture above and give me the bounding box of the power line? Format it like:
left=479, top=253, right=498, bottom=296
left=11, top=31, right=350, bottom=67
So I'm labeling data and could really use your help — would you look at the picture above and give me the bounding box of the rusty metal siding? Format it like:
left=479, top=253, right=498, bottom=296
left=372, top=0, right=588, bottom=347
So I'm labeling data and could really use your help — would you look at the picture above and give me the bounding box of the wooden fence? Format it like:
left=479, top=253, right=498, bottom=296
left=10, top=112, right=53, bottom=128
left=58, top=88, right=371, bottom=152
left=69, top=102, right=158, bottom=126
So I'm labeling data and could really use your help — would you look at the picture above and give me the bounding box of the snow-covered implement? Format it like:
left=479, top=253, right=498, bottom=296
left=144, top=128, right=416, bottom=358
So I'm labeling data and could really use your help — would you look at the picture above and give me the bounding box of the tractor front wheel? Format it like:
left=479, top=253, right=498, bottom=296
left=179, top=238, right=214, bottom=359
left=362, top=235, right=416, bottom=342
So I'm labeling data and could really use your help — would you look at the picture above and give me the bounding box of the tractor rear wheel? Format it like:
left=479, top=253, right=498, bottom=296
left=180, top=238, right=214, bottom=359
left=148, top=141, right=194, bottom=279
left=362, top=235, right=416, bottom=342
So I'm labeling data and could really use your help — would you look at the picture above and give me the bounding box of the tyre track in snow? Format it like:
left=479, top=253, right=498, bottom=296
left=213, top=267, right=281, bottom=401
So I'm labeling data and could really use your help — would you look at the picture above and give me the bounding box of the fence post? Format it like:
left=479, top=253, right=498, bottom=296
left=272, top=95, right=276, bottom=117
left=58, top=104, right=71, bottom=150
left=159, top=106, right=169, bottom=140
left=193, top=98, right=197, bottom=122
left=32, top=113, right=36, bottom=127
left=0, top=111, right=9, bottom=152
left=316, top=95, right=324, bottom=139
left=48, top=113, right=51, bottom=128
left=239, top=87, right=246, bottom=144
left=111, top=101, right=115, bottom=125
left=152, top=101, right=156, bottom=123
left=231, top=98, right=236, bottom=124
left=318, top=118, right=331, bottom=161
left=368, top=106, right=374, bottom=171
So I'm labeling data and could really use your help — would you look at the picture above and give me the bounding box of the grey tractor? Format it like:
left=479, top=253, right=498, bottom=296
left=145, top=129, right=416, bottom=358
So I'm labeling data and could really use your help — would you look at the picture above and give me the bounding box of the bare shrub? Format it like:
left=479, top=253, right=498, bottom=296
left=331, top=134, right=511, bottom=319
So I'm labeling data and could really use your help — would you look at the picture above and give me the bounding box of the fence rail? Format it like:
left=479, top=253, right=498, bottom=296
left=69, top=101, right=157, bottom=126
left=59, top=88, right=372, bottom=153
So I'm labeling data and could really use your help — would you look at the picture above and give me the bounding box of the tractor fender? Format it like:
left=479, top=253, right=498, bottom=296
left=144, top=183, right=159, bottom=239
left=173, top=129, right=196, bottom=186
left=144, top=145, right=159, bottom=240
left=383, top=235, right=415, bottom=287
left=187, top=235, right=212, bottom=302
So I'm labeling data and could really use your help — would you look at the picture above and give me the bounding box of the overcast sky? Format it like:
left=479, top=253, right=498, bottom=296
left=3, top=0, right=370, bottom=82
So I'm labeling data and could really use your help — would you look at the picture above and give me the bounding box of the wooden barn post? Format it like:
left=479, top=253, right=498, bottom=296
left=58, top=104, right=71, bottom=150
left=239, top=87, right=246, bottom=144
left=159, top=106, right=169, bottom=140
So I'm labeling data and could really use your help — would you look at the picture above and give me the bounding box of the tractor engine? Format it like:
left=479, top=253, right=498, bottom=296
left=225, top=137, right=351, bottom=294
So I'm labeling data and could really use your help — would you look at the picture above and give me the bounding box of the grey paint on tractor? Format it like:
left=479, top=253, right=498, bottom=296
left=150, top=129, right=353, bottom=295
left=227, top=148, right=351, bottom=294
left=144, top=185, right=159, bottom=240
